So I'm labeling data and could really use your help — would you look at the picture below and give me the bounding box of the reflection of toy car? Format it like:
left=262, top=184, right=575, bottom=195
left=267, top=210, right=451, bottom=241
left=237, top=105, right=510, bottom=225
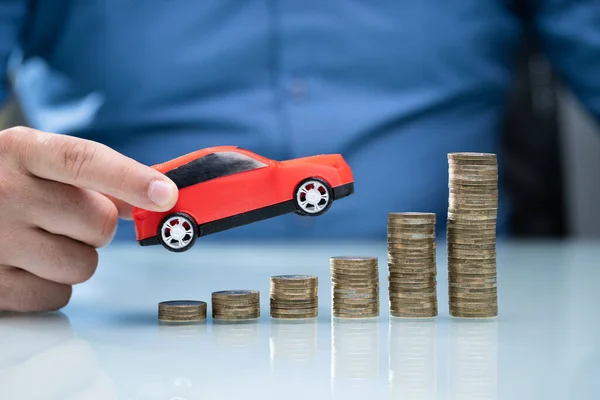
left=132, top=146, right=354, bottom=252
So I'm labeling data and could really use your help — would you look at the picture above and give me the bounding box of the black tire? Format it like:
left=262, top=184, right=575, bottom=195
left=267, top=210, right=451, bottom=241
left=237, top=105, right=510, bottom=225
left=157, top=212, right=198, bottom=252
left=293, top=178, right=334, bottom=217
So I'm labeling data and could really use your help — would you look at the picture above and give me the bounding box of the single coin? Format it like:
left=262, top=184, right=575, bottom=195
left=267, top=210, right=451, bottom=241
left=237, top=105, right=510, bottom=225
left=388, top=276, right=437, bottom=284
left=390, top=300, right=437, bottom=308
left=387, top=243, right=436, bottom=252
left=331, top=269, right=379, bottom=277
left=271, top=311, right=318, bottom=319
left=450, top=306, right=498, bottom=315
left=333, top=297, right=379, bottom=305
left=387, top=233, right=435, bottom=240
left=449, top=274, right=497, bottom=283
left=213, top=314, right=261, bottom=321
left=158, top=300, right=207, bottom=309
left=331, top=256, right=378, bottom=262
left=388, top=282, right=436, bottom=290
left=271, top=274, right=317, bottom=282
left=449, top=164, right=498, bottom=171
left=448, top=242, right=496, bottom=249
left=448, top=152, right=497, bottom=160
left=388, top=212, right=436, bottom=219
left=330, top=260, right=379, bottom=268
left=270, top=287, right=318, bottom=294
left=391, top=311, right=437, bottom=318
left=332, top=287, right=380, bottom=294
left=389, top=290, right=436, bottom=299
left=333, top=292, right=379, bottom=299
left=333, top=312, right=380, bottom=319
left=212, top=290, right=259, bottom=301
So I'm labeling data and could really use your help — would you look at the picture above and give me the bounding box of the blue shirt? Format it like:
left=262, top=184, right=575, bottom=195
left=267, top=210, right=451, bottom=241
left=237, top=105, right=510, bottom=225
left=1, top=1, right=599, bottom=242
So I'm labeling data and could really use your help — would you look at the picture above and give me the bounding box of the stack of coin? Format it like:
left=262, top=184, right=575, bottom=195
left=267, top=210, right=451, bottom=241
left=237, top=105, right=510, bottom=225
left=330, top=256, right=379, bottom=318
left=211, top=290, right=260, bottom=320
left=387, top=213, right=438, bottom=318
left=158, top=300, right=207, bottom=323
left=270, top=275, right=318, bottom=319
left=447, top=152, right=498, bottom=318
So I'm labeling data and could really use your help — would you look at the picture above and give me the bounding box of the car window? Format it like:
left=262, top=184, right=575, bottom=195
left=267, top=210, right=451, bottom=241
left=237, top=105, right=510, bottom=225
left=165, top=151, right=268, bottom=189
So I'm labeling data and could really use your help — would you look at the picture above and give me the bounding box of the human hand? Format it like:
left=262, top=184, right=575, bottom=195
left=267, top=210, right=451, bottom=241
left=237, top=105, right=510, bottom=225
left=0, top=126, right=178, bottom=311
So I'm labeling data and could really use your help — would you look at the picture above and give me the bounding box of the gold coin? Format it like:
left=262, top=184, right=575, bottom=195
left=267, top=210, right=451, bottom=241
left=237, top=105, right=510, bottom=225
left=450, top=305, right=497, bottom=314
left=388, top=276, right=436, bottom=283
left=388, top=281, right=436, bottom=290
left=387, top=233, right=435, bottom=240
left=449, top=274, right=496, bottom=283
left=387, top=243, right=435, bottom=251
left=388, top=212, right=435, bottom=219
left=271, top=274, right=317, bottom=283
left=271, top=308, right=318, bottom=315
left=212, top=290, right=259, bottom=301
left=449, top=164, right=498, bottom=171
left=270, top=287, right=317, bottom=294
left=448, top=152, right=497, bottom=161
left=271, top=311, right=318, bottom=319
left=391, top=310, right=437, bottom=318
left=330, top=256, right=378, bottom=263
left=213, top=313, right=260, bottom=320
left=333, top=312, right=379, bottom=319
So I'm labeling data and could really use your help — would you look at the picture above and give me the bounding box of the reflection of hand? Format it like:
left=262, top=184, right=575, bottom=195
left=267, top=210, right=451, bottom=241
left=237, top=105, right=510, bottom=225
left=0, top=312, right=117, bottom=399
left=0, top=126, right=178, bottom=312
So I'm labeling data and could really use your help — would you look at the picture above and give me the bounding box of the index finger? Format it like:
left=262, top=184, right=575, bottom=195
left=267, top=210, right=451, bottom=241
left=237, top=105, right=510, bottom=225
left=11, top=127, right=178, bottom=211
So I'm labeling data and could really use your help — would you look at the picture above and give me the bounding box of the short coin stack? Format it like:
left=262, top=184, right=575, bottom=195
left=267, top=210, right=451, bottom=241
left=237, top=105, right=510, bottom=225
left=270, top=275, right=318, bottom=319
left=158, top=300, right=207, bottom=323
left=330, top=256, right=379, bottom=318
left=387, top=213, right=438, bottom=318
left=211, top=290, right=260, bottom=320
left=447, top=152, right=498, bottom=318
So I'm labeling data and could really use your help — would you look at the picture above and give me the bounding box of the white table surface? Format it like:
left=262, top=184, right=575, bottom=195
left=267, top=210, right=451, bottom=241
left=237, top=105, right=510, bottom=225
left=1, top=240, right=599, bottom=400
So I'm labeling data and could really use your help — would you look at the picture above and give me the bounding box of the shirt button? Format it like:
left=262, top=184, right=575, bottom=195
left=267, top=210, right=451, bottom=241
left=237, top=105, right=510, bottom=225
left=288, top=81, right=308, bottom=99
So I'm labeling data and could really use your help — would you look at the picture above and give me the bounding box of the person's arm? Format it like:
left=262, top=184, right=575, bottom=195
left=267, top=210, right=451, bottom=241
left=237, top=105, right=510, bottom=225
left=0, top=0, right=27, bottom=107
left=534, top=0, right=600, bottom=120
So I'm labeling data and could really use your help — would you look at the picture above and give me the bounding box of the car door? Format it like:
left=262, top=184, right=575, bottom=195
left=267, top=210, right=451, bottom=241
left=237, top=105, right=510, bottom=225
left=185, top=151, right=276, bottom=223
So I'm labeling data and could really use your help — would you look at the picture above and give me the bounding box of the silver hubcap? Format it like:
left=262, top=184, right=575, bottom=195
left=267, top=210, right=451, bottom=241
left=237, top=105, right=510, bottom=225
left=161, top=216, right=194, bottom=249
left=296, top=180, right=330, bottom=214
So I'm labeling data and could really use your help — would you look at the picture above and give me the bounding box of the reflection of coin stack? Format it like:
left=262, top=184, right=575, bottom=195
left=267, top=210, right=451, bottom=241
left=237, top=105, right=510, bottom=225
left=211, top=290, right=260, bottom=321
left=158, top=320, right=207, bottom=338
left=158, top=301, right=207, bottom=323
left=270, top=275, right=318, bottom=319
left=449, top=320, right=498, bottom=400
left=212, top=320, right=260, bottom=347
left=331, top=320, right=380, bottom=382
left=447, top=153, right=498, bottom=318
left=330, top=256, right=379, bottom=318
left=387, top=213, right=438, bottom=318
left=270, top=320, right=318, bottom=364
left=389, top=319, right=437, bottom=400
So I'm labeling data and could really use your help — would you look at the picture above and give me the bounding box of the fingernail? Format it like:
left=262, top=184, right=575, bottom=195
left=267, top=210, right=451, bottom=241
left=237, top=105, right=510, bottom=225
left=148, top=179, right=177, bottom=208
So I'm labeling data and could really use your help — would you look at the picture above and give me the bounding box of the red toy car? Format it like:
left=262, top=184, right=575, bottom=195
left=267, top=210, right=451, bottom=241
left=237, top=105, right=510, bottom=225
left=132, top=146, right=354, bottom=252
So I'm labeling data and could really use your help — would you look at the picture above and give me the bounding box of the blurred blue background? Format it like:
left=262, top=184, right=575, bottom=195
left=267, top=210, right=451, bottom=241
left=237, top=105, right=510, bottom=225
left=1, top=1, right=599, bottom=243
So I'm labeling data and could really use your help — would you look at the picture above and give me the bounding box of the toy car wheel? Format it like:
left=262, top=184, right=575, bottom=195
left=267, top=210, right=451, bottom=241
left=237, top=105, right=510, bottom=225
left=158, top=212, right=198, bottom=252
left=294, top=178, right=333, bottom=216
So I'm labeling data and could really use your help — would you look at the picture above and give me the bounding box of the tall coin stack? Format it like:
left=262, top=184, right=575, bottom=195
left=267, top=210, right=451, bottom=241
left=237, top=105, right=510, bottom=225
left=270, top=275, right=318, bottom=319
left=387, top=213, right=438, bottom=318
left=447, top=152, right=498, bottom=318
left=211, top=290, right=260, bottom=320
left=330, top=256, right=379, bottom=318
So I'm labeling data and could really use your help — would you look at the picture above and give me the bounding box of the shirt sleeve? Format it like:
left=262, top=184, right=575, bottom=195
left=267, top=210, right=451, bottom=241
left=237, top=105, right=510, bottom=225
left=0, top=0, right=27, bottom=107
left=534, top=1, right=600, bottom=121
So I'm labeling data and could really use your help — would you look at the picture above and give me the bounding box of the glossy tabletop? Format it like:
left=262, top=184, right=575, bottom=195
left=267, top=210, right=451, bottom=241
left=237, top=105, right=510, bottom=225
left=1, top=240, right=599, bottom=400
